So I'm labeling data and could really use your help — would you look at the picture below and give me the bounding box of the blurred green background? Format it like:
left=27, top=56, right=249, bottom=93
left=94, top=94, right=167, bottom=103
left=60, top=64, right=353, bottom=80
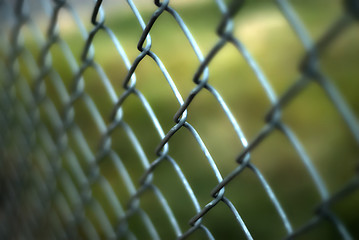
left=11, top=0, right=359, bottom=239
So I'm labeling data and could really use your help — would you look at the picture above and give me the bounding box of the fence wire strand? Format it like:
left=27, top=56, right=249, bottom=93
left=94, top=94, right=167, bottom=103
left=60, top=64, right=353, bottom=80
left=1, top=0, right=358, bottom=239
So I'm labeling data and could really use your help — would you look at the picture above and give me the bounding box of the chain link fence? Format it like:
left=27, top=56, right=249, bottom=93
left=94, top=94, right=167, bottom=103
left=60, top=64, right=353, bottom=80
left=1, top=0, right=359, bottom=239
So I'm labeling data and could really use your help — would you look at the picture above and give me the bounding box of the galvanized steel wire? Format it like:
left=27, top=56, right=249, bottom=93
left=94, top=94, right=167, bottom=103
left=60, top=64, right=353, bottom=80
left=0, top=0, right=358, bottom=239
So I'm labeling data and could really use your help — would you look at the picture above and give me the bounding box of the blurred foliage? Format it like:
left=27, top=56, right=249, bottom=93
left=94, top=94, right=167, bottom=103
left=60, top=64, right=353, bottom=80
left=12, top=0, right=359, bottom=239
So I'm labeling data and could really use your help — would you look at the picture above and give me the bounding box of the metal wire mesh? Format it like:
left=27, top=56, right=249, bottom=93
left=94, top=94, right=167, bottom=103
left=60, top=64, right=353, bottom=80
left=0, top=0, right=358, bottom=239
